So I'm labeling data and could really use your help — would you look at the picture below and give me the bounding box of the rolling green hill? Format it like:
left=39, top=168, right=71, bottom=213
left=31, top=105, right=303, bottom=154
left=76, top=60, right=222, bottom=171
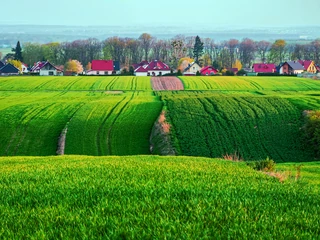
left=1, top=76, right=320, bottom=161
left=0, top=155, right=319, bottom=239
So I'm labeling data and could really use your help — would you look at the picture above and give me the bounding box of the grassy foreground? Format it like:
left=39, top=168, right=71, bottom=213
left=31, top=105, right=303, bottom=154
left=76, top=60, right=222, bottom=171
left=0, top=155, right=319, bottom=239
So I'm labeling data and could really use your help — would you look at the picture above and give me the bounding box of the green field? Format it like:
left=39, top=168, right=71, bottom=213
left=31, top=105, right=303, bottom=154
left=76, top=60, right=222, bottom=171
left=0, top=76, right=152, bottom=91
left=1, top=76, right=320, bottom=160
left=0, top=90, right=161, bottom=156
left=180, top=76, right=320, bottom=91
left=157, top=92, right=311, bottom=162
left=0, top=155, right=319, bottom=239
left=1, top=75, right=320, bottom=238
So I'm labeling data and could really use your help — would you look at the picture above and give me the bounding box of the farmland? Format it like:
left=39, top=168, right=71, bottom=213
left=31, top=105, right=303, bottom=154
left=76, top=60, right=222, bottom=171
left=0, top=90, right=161, bottom=156
left=0, top=76, right=152, bottom=91
left=1, top=76, right=320, bottom=160
left=0, top=155, right=319, bottom=239
left=180, top=76, right=320, bottom=91
left=1, top=75, right=320, bottom=238
left=157, top=92, right=314, bottom=162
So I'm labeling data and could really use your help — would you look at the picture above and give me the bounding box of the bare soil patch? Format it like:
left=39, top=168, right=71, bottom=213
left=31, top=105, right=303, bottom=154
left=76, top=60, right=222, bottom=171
left=151, top=77, right=184, bottom=91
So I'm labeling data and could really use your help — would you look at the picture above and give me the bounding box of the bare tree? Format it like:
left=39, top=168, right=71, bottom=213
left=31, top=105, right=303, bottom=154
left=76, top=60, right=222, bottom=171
left=256, top=41, right=270, bottom=63
left=226, top=39, right=239, bottom=67
left=239, top=38, right=256, bottom=67
left=139, top=33, right=154, bottom=61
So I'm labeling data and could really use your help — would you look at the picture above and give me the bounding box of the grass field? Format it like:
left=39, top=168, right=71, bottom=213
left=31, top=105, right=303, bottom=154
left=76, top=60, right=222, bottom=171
left=0, top=155, right=319, bottom=239
left=157, top=92, right=314, bottom=162
left=1, top=76, right=320, bottom=160
left=180, top=76, right=320, bottom=91
left=0, top=76, right=152, bottom=91
left=0, top=90, right=161, bottom=156
left=1, top=76, right=320, bottom=238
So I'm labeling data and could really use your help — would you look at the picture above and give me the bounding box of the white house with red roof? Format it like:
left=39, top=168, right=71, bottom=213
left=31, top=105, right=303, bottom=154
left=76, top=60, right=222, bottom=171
left=200, top=66, right=218, bottom=76
left=133, top=60, right=171, bottom=76
left=30, top=61, right=63, bottom=76
left=86, top=60, right=120, bottom=75
left=21, top=63, right=29, bottom=74
left=252, top=63, right=276, bottom=73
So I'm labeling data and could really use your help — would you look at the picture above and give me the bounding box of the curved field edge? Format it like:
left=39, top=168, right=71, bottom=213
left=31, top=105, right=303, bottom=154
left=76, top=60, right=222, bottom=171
left=158, top=93, right=314, bottom=162
left=0, top=155, right=319, bottom=239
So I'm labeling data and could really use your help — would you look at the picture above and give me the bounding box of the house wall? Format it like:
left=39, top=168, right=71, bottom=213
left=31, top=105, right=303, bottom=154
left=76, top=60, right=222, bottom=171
left=135, top=72, right=148, bottom=76
left=22, top=66, right=28, bottom=73
left=87, top=70, right=113, bottom=75
left=135, top=70, right=171, bottom=76
left=40, top=70, right=57, bottom=76
left=184, top=64, right=201, bottom=75
left=280, top=63, right=290, bottom=74
left=307, top=62, right=317, bottom=73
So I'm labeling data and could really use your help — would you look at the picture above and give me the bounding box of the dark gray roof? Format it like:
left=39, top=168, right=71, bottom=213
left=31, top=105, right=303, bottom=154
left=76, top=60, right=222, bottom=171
left=0, top=61, right=5, bottom=68
left=0, top=63, right=19, bottom=74
left=286, top=61, right=305, bottom=70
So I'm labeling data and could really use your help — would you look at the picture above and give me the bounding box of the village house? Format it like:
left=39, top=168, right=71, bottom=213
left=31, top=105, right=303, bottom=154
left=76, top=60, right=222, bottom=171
left=133, top=60, right=171, bottom=76
left=86, top=60, right=120, bottom=75
left=279, top=61, right=305, bottom=75
left=200, top=66, right=218, bottom=76
left=298, top=60, right=317, bottom=73
left=252, top=63, right=276, bottom=73
left=30, top=61, right=63, bottom=76
left=21, top=63, right=29, bottom=74
left=183, top=62, right=201, bottom=75
left=0, top=63, right=20, bottom=75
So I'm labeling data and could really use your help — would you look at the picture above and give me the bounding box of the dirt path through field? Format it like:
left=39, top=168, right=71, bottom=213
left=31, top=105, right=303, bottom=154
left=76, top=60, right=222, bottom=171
left=151, top=77, right=184, bottom=91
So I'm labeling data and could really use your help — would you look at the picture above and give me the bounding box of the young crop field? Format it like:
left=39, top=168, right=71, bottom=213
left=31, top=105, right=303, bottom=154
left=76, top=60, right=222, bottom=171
left=0, top=90, right=161, bottom=156
left=0, top=155, right=319, bottom=239
left=0, top=76, right=152, bottom=91
left=157, top=92, right=315, bottom=162
left=180, top=76, right=320, bottom=91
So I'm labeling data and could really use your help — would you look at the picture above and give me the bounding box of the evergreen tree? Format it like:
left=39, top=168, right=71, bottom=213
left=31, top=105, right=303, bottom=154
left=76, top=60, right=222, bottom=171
left=193, top=36, right=204, bottom=64
left=12, top=41, right=23, bottom=62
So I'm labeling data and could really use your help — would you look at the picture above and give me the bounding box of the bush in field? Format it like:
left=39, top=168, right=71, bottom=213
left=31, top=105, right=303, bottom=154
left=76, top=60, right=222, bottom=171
left=246, top=157, right=276, bottom=172
left=226, top=70, right=235, bottom=76
left=237, top=69, right=247, bottom=76
left=303, top=110, right=320, bottom=157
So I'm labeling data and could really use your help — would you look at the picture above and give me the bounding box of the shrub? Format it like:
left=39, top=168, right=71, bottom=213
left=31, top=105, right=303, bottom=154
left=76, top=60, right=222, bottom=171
left=237, top=69, right=247, bottom=76
left=303, top=110, right=320, bottom=157
left=226, top=70, right=235, bottom=76
left=246, top=157, right=275, bottom=172
left=196, top=71, right=201, bottom=76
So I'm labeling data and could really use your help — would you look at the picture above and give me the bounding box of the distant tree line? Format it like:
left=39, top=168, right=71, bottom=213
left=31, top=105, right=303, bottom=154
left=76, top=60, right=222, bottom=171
left=2, top=34, right=320, bottom=71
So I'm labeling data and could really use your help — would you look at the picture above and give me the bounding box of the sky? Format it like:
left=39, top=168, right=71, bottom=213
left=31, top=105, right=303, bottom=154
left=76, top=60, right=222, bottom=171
left=1, top=0, right=320, bottom=27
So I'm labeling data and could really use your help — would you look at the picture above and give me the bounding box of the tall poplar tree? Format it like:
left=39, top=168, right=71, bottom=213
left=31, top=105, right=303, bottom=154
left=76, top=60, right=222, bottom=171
left=193, top=36, right=204, bottom=64
left=12, top=41, right=23, bottom=62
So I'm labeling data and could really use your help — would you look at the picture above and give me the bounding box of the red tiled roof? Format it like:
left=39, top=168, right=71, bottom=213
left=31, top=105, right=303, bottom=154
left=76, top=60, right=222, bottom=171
left=135, top=66, right=149, bottom=72
left=298, top=60, right=313, bottom=70
left=91, top=60, right=114, bottom=71
left=252, top=63, right=276, bottom=73
left=200, top=66, right=218, bottom=75
left=30, top=61, right=62, bottom=72
left=133, top=60, right=170, bottom=72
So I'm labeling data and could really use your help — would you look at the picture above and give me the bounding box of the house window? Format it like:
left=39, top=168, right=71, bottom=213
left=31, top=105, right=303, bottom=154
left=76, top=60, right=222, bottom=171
left=193, top=67, right=195, bottom=70
left=105, top=71, right=108, bottom=75
left=147, top=73, right=150, bottom=76
left=49, top=71, right=54, bottom=76
left=159, top=72, right=162, bottom=76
